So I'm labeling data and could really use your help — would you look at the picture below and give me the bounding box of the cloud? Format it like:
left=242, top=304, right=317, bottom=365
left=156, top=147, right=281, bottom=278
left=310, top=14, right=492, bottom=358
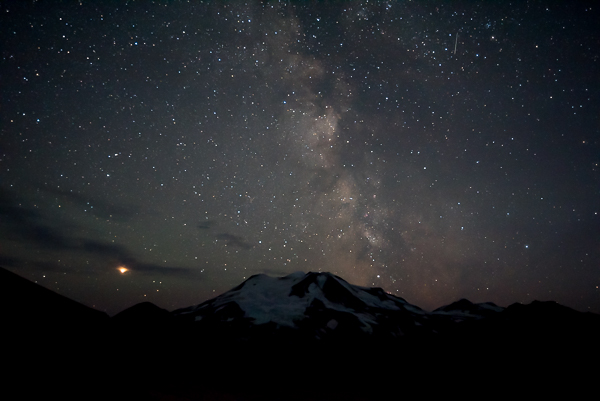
left=215, top=233, right=253, bottom=250
left=80, top=239, right=191, bottom=275
left=1, top=239, right=192, bottom=277
left=197, top=220, right=216, bottom=230
left=0, top=188, right=42, bottom=224
left=0, top=188, right=191, bottom=276
left=0, top=188, right=73, bottom=249
left=0, top=255, right=20, bottom=268
left=41, top=187, right=140, bottom=222
left=0, top=257, right=74, bottom=273
left=125, top=262, right=191, bottom=275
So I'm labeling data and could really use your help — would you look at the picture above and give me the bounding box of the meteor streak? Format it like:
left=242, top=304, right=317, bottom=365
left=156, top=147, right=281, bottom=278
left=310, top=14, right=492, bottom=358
left=454, top=33, right=458, bottom=55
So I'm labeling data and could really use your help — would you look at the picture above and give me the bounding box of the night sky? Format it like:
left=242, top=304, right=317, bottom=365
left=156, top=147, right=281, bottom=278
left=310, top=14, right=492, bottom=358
left=2, top=1, right=599, bottom=316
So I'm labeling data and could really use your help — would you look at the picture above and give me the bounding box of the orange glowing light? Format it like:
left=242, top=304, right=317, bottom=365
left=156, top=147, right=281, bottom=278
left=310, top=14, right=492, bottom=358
left=118, top=266, right=128, bottom=274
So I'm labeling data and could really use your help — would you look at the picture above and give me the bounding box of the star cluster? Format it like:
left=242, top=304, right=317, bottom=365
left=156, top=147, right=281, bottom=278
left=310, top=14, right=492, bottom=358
left=1, top=1, right=598, bottom=315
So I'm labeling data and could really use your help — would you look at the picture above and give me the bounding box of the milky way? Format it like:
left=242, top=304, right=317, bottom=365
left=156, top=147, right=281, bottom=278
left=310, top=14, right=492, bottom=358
left=1, top=1, right=599, bottom=315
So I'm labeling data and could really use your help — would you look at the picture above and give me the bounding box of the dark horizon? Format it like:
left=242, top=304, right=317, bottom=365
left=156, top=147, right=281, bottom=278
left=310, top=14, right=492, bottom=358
left=1, top=1, right=599, bottom=317
left=1, top=264, right=596, bottom=318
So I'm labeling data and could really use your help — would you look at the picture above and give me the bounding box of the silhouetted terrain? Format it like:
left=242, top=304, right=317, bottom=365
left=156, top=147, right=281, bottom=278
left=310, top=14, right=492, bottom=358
left=3, top=267, right=599, bottom=400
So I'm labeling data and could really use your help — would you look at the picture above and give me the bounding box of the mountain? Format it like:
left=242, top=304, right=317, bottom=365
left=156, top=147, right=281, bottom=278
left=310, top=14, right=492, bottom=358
left=168, top=271, right=600, bottom=351
left=3, top=268, right=599, bottom=399
left=1, top=267, right=110, bottom=400
left=113, top=301, right=171, bottom=326
left=432, top=298, right=504, bottom=318
left=0, top=266, right=109, bottom=329
left=172, top=271, right=437, bottom=342
left=164, top=271, right=600, bottom=398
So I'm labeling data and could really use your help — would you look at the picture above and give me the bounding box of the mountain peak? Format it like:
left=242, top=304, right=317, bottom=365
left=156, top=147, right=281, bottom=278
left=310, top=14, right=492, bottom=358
left=173, top=271, right=425, bottom=339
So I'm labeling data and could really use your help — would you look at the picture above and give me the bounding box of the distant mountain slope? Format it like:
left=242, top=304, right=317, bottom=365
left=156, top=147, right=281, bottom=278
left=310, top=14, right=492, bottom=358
left=0, top=266, right=108, bottom=328
left=1, top=267, right=111, bottom=401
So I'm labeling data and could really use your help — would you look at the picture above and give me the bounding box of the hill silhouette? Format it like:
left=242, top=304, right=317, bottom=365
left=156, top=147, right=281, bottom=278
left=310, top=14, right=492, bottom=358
left=3, top=267, right=599, bottom=399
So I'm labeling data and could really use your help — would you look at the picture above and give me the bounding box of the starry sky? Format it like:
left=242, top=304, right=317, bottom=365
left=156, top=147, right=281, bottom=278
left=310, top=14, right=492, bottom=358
left=2, top=1, right=599, bottom=316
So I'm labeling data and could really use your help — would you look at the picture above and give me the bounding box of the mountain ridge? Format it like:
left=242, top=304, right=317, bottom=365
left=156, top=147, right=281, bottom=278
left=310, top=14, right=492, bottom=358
left=3, top=267, right=600, bottom=399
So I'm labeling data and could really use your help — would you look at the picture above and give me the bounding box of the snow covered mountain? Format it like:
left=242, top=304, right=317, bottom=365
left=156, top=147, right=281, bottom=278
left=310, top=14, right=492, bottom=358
left=431, top=298, right=504, bottom=321
left=171, top=271, right=504, bottom=343
left=167, top=270, right=600, bottom=353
